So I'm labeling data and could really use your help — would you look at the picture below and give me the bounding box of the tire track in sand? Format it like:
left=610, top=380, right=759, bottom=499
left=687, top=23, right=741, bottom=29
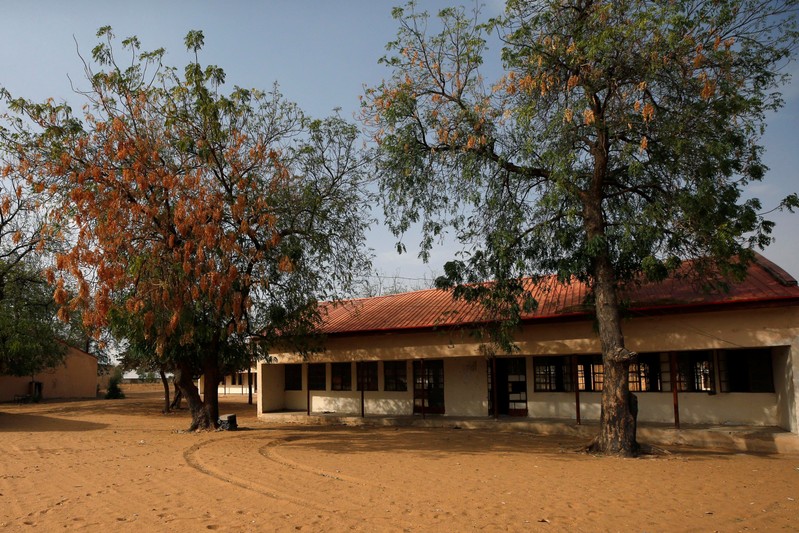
left=257, top=436, right=372, bottom=486
left=183, top=432, right=375, bottom=517
left=183, top=434, right=326, bottom=511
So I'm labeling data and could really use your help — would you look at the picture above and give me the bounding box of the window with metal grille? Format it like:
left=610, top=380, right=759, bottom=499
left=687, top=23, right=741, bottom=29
left=628, top=353, right=662, bottom=392
left=675, top=351, right=714, bottom=392
left=357, top=361, right=378, bottom=391
left=331, top=362, right=352, bottom=391
left=573, top=355, right=603, bottom=392
left=308, top=363, right=326, bottom=391
left=384, top=360, right=407, bottom=391
left=533, top=356, right=571, bottom=391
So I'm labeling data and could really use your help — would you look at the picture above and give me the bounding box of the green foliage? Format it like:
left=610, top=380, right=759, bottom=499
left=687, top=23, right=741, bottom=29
left=105, top=367, right=125, bottom=399
left=364, top=0, right=798, bottom=350
left=0, top=260, right=66, bottom=377
left=3, top=28, right=372, bottom=427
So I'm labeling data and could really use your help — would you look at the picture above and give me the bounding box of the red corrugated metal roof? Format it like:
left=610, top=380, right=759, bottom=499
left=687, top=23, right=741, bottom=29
left=319, top=254, right=799, bottom=335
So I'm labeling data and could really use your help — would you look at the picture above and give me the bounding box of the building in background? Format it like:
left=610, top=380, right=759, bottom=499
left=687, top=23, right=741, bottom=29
left=257, top=254, right=799, bottom=436
left=0, top=345, right=98, bottom=402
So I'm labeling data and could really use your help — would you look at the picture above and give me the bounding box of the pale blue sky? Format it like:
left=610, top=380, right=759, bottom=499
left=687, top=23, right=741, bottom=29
left=1, top=1, right=796, bottom=280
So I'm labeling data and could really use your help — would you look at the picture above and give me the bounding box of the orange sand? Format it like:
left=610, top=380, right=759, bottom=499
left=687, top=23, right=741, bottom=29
left=1, top=385, right=798, bottom=532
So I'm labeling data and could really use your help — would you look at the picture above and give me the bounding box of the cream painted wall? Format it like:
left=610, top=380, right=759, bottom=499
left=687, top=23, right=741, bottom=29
left=444, top=357, right=489, bottom=416
left=0, top=346, right=97, bottom=402
left=674, top=392, right=777, bottom=425
left=528, top=391, right=602, bottom=420
left=271, top=307, right=799, bottom=363
left=311, top=391, right=359, bottom=414
left=526, top=390, right=777, bottom=426
left=260, top=306, right=799, bottom=431
left=774, top=339, right=799, bottom=433
left=259, top=362, right=284, bottom=412
left=272, top=328, right=485, bottom=365
left=285, top=390, right=307, bottom=411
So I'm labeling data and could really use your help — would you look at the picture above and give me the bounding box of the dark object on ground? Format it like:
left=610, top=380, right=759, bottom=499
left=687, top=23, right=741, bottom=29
left=218, top=414, right=237, bottom=431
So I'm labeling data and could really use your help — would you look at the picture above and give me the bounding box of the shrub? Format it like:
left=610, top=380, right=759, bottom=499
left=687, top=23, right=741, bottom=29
left=105, top=368, right=125, bottom=399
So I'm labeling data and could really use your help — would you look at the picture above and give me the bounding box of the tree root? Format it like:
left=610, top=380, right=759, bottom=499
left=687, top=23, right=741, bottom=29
left=580, top=437, right=669, bottom=457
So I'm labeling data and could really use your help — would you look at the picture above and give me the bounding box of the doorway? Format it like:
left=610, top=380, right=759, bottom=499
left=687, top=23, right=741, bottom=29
left=413, top=359, right=445, bottom=414
left=488, top=357, right=528, bottom=416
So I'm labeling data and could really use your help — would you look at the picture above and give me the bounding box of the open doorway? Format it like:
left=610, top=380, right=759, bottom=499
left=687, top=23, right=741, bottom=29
left=488, top=357, right=528, bottom=416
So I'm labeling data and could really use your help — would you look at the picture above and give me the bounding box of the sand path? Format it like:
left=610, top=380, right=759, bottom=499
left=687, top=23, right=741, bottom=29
left=2, top=386, right=798, bottom=531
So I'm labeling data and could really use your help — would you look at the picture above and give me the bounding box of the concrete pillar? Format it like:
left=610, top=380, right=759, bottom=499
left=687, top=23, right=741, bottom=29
left=788, top=339, right=799, bottom=434
left=774, top=340, right=799, bottom=434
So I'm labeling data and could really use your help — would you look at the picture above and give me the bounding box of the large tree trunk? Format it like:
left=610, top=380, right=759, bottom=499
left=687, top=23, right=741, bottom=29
left=159, top=368, right=171, bottom=414
left=175, top=361, right=214, bottom=431
left=588, top=253, right=639, bottom=455
left=201, top=352, right=221, bottom=427
left=583, top=144, right=639, bottom=456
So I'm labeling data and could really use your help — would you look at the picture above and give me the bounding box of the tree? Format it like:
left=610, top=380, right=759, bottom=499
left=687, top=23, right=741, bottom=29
left=0, top=259, right=66, bottom=377
left=6, top=28, right=371, bottom=430
left=363, top=0, right=798, bottom=455
left=0, top=120, right=68, bottom=377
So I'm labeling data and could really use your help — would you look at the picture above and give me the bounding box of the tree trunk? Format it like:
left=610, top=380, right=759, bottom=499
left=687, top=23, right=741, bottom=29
left=583, top=150, right=639, bottom=455
left=159, top=368, right=171, bottom=414
left=169, top=380, right=183, bottom=410
left=201, top=353, right=221, bottom=427
left=175, top=361, right=213, bottom=431
left=586, top=252, right=639, bottom=456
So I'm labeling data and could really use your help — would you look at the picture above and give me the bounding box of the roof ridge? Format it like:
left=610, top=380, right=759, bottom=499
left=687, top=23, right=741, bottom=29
left=325, top=284, right=450, bottom=307
left=753, top=252, right=798, bottom=287
left=324, top=254, right=795, bottom=310
left=328, top=273, right=568, bottom=308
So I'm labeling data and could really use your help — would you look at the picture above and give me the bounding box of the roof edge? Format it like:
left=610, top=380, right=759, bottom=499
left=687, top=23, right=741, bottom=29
left=754, top=253, right=798, bottom=287
left=321, top=294, right=799, bottom=338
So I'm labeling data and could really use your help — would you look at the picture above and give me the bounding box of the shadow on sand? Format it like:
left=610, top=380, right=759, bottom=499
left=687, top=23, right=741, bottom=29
left=0, top=411, right=109, bottom=432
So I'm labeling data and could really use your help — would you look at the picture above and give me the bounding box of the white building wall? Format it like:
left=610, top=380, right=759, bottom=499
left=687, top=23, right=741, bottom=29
left=261, top=353, right=785, bottom=429
left=311, top=391, right=360, bottom=414
left=259, top=307, right=799, bottom=432
left=672, top=392, right=777, bottom=426
left=259, top=362, right=284, bottom=413
left=774, top=339, right=799, bottom=433
left=444, top=357, right=488, bottom=417
left=281, top=361, right=415, bottom=416
left=285, top=390, right=307, bottom=411
left=364, top=392, right=414, bottom=415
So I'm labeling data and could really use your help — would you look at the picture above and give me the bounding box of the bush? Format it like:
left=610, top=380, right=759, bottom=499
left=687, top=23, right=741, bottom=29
left=105, top=368, right=125, bottom=399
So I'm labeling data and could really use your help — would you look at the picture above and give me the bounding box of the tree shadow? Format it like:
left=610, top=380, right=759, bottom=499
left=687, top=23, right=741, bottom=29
left=257, top=425, right=588, bottom=459
left=0, top=411, right=109, bottom=432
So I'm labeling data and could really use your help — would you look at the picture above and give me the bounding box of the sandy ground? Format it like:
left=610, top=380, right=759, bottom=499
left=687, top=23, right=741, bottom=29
left=1, top=385, right=798, bottom=532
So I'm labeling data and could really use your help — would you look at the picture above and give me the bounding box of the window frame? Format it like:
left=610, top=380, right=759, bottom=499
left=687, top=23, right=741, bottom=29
left=357, top=361, right=379, bottom=391
left=284, top=364, right=302, bottom=391
left=384, top=360, right=408, bottom=392
left=718, top=348, right=774, bottom=393
left=308, top=363, right=326, bottom=391
left=628, top=353, right=662, bottom=392
left=533, top=356, right=571, bottom=392
left=331, top=362, right=352, bottom=391
left=675, top=351, right=714, bottom=392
